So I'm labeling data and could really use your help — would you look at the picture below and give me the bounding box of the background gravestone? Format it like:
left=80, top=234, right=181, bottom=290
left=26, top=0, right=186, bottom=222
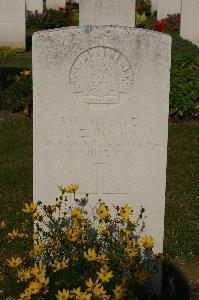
left=0, top=0, right=26, bottom=48
left=26, top=0, right=43, bottom=13
left=33, top=26, right=171, bottom=253
left=46, top=0, right=66, bottom=10
left=79, top=0, right=135, bottom=26
left=151, top=0, right=158, bottom=12
left=157, top=0, right=181, bottom=20
left=180, top=0, right=199, bottom=47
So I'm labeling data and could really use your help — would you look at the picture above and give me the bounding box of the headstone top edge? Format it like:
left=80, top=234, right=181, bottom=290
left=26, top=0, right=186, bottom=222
left=32, top=26, right=172, bottom=43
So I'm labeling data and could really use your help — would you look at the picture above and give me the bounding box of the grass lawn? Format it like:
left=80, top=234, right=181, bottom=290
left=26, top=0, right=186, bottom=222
left=0, top=113, right=198, bottom=262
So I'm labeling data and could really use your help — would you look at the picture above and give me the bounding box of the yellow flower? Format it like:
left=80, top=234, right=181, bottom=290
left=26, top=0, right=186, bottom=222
left=22, top=202, right=37, bottom=214
left=125, top=240, right=140, bottom=257
left=97, top=254, right=109, bottom=264
left=19, top=290, right=31, bottom=300
left=0, top=221, right=5, bottom=230
left=56, top=289, right=70, bottom=300
left=17, top=268, right=32, bottom=282
left=120, top=228, right=131, bottom=239
left=71, top=207, right=84, bottom=219
left=84, top=248, right=98, bottom=261
left=26, top=281, right=42, bottom=295
left=96, top=203, right=109, bottom=219
left=85, top=278, right=95, bottom=290
left=99, top=225, right=107, bottom=236
left=72, top=287, right=82, bottom=297
left=58, top=184, right=68, bottom=194
left=7, top=257, right=22, bottom=268
left=141, top=235, right=154, bottom=249
left=8, top=230, right=28, bottom=240
left=66, top=227, right=81, bottom=243
left=97, top=265, right=113, bottom=283
left=66, top=183, right=80, bottom=193
left=29, top=241, right=45, bottom=257
left=113, top=284, right=127, bottom=300
left=119, top=204, right=133, bottom=220
left=52, top=258, right=69, bottom=272
left=93, top=283, right=106, bottom=297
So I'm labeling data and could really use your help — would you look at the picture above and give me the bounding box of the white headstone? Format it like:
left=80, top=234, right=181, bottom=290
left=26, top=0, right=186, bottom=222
left=180, top=0, right=199, bottom=47
left=46, top=0, right=66, bottom=10
left=33, top=27, right=171, bottom=253
left=151, top=0, right=158, bottom=12
left=157, top=0, right=181, bottom=20
left=26, top=0, right=43, bottom=13
left=0, top=0, right=26, bottom=48
left=80, top=0, right=135, bottom=26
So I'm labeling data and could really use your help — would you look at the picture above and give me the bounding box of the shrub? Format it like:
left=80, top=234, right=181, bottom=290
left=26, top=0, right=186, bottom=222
left=0, top=47, right=16, bottom=59
left=1, top=184, right=160, bottom=299
left=135, top=13, right=148, bottom=28
left=1, top=70, right=32, bottom=116
left=162, top=14, right=181, bottom=32
left=136, top=0, right=151, bottom=16
left=170, top=56, right=199, bottom=117
left=26, top=6, right=77, bottom=30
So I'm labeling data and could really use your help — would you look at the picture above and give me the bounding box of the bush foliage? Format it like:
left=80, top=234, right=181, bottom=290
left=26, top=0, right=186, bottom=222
left=1, top=70, right=32, bottom=115
left=0, top=184, right=160, bottom=299
left=0, top=47, right=17, bottom=59
left=170, top=56, right=199, bottom=117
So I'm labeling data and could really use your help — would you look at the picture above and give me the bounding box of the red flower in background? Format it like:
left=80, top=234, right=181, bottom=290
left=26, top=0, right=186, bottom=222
left=155, top=20, right=165, bottom=32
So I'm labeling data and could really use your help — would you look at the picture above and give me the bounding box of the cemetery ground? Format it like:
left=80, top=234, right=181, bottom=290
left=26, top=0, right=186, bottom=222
left=0, top=112, right=198, bottom=299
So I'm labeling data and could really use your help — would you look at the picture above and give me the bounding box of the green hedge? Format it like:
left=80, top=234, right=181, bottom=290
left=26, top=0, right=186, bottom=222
left=170, top=55, right=199, bottom=117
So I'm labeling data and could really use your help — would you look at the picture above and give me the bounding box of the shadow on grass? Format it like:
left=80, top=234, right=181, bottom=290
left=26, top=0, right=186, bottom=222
left=160, top=260, right=190, bottom=300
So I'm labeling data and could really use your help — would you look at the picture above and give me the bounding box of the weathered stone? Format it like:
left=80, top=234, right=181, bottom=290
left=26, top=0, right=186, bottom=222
left=180, top=0, right=199, bottom=47
left=151, top=0, right=158, bottom=12
left=33, top=26, right=171, bottom=253
left=46, top=0, right=66, bottom=10
left=26, top=0, right=43, bottom=13
left=79, top=0, right=135, bottom=26
left=157, top=0, right=181, bottom=20
left=0, top=0, right=25, bottom=48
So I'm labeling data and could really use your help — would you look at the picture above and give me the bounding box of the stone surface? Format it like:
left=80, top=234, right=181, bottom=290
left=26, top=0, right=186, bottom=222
left=33, top=26, right=171, bottom=253
left=180, top=0, right=199, bottom=47
left=157, top=0, right=181, bottom=20
left=46, top=0, right=66, bottom=10
left=0, top=0, right=25, bottom=48
left=151, top=0, right=158, bottom=12
left=26, top=0, right=43, bottom=13
left=79, top=0, right=135, bottom=26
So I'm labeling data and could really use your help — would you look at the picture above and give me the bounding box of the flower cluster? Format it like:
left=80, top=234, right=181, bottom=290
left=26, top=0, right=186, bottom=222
left=3, top=184, right=159, bottom=299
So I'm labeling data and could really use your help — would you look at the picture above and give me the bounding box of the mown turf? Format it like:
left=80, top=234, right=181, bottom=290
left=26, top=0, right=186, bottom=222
left=0, top=114, right=198, bottom=261
left=0, top=114, right=32, bottom=231
left=164, top=121, right=199, bottom=261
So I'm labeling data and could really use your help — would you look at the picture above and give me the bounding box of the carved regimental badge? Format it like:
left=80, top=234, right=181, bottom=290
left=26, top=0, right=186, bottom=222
left=69, top=46, right=134, bottom=108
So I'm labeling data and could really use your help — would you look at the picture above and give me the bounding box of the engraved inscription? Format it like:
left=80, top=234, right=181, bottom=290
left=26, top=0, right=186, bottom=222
left=69, top=47, right=134, bottom=106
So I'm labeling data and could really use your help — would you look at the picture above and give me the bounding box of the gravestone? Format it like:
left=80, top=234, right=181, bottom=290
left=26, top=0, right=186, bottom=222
left=33, top=26, right=171, bottom=254
left=80, top=0, right=135, bottom=26
left=46, top=0, right=66, bottom=10
left=157, top=0, right=181, bottom=20
left=151, top=0, right=158, bottom=12
left=26, top=0, right=43, bottom=13
left=0, top=0, right=26, bottom=48
left=180, top=0, right=199, bottom=47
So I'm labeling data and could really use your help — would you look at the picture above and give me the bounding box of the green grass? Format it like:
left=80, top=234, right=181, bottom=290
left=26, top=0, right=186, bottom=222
left=164, top=122, right=199, bottom=261
left=0, top=116, right=198, bottom=261
left=0, top=114, right=32, bottom=230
